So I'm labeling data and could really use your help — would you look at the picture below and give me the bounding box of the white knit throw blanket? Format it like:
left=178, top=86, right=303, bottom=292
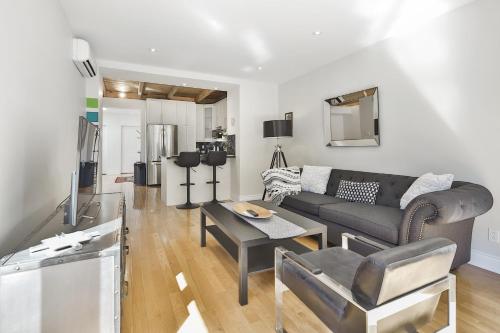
left=261, top=167, right=301, bottom=205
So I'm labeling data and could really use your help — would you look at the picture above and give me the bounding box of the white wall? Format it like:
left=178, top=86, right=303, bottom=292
left=279, top=0, right=500, bottom=267
left=102, top=108, right=141, bottom=174
left=0, top=0, right=84, bottom=255
left=238, top=81, right=279, bottom=199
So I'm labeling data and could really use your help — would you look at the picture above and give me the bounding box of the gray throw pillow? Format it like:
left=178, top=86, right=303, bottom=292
left=300, top=165, right=332, bottom=194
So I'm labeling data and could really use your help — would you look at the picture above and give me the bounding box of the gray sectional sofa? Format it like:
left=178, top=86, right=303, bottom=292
left=281, top=169, right=493, bottom=269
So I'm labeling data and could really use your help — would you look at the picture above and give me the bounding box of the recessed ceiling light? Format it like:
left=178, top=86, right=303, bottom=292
left=182, top=83, right=187, bottom=86
left=313, top=31, right=322, bottom=36
left=118, top=92, right=126, bottom=98
left=257, top=66, right=263, bottom=71
left=150, top=47, right=157, bottom=53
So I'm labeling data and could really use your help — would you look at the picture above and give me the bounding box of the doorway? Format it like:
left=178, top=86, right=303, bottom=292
left=121, top=125, right=140, bottom=174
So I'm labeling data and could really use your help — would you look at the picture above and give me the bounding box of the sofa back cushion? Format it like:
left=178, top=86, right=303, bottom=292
left=326, top=169, right=417, bottom=208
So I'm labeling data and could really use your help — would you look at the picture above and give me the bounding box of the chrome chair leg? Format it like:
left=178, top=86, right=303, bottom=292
left=437, top=274, right=457, bottom=333
left=275, top=247, right=285, bottom=333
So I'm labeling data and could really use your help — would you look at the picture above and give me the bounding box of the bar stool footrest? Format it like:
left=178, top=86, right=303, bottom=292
left=176, top=203, right=200, bottom=209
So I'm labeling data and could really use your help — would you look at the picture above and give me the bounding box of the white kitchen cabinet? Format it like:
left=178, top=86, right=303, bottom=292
left=196, top=105, right=205, bottom=141
left=147, top=99, right=197, bottom=151
left=186, top=102, right=196, bottom=127
left=178, top=125, right=187, bottom=152
left=176, top=102, right=187, bottom=125
left=215, top=99, right=227, bottom=129
left=162, top=100, right=177, bottom=124
left=146, top=99, right=162, bottom=124
left=186, top=125, right=196, bottom=151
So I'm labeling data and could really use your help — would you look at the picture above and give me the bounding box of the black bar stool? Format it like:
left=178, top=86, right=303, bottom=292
left=175, top=152, right=201, bottom=209
left=203, top=151, right=227, bottom=203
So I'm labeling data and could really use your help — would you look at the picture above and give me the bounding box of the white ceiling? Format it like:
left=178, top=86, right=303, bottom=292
left=60, top=0, right=474, bottom=83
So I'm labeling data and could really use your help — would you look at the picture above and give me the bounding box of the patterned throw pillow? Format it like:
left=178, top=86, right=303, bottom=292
left=335, top=180, right=380, bottom=204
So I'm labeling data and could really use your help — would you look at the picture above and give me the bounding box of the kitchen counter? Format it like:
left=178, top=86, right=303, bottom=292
left=160, top=156, right=234, bottom=206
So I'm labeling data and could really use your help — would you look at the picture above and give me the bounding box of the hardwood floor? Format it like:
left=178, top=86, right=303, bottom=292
left=104, top=178, right=500, bottom=333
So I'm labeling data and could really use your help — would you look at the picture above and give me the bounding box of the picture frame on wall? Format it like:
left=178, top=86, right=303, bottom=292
left=284, top=112, right=293, bottom=128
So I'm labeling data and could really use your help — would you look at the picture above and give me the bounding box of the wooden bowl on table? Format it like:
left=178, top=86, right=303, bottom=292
left=232, top=202, right=273, bottom=219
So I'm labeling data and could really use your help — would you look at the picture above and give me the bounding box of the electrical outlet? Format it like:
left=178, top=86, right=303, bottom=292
left=488, top=228, right=500, bottom=243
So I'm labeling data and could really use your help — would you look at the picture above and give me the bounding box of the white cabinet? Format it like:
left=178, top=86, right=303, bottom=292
left=186, top=125, right=196, bottom=151
left=196, top=105, right=205, bottom=141
left=146, top=99, right=162, bottom=124
left=176, top=102, right=187, bottom=125
left=186, top=103, right=196, bottom=127
left=162, top=100, right=177, bottom=124
left=146, top=99, right=197, bottom=151
left=178, top=125, right=187, bottom=152
left=215, top=99, right=227, bottom=129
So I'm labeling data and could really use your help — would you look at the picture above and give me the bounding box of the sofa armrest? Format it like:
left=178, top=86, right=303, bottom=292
left=400, top=183, right=493, bottom=243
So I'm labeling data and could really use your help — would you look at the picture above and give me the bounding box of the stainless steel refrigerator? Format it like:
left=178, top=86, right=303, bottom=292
left=147, top=124, right=178, bottom=185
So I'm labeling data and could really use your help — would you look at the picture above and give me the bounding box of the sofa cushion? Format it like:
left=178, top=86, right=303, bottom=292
left=319, top=203, right=404, bottom=244
left=281, top=192, right=346, bottom=216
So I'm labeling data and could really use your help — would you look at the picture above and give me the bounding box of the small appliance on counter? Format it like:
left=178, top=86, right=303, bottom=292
left=212, top=126, right=225, bottom=139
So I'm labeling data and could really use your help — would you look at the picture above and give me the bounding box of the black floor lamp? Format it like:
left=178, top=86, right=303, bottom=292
left=262, top=119, right=293, bottom=200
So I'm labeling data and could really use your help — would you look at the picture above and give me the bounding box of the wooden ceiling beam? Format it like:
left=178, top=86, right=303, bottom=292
left=167, top=87, right=178, bottom=99
left=103, top=91, right=142, bottom=100
left=138, top=82, right=145, bottom=97
left=171, top=96, right=195, bottom=102
left=195, top=89, right=214, bottom=103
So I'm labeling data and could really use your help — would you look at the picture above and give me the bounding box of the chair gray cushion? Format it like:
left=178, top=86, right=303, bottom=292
left=300, top=247, right=365, bottom=289
left=319, top=203, right=404, bottom=244
left=283, top=248, right=365, bottom=332
left=281, top=192, right=346, bottom=216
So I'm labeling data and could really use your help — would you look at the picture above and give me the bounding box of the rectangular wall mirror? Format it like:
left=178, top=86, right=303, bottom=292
left=323, top=87, right=379, bottom=147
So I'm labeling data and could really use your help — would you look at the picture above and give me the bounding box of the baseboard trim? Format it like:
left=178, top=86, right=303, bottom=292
left=239, top=194, right=262, bottom=201
left=470, top=249, right=500, bottom=274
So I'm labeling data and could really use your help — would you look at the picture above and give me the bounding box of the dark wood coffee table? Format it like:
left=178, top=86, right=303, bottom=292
left=200, top=200, right=327, bottom=305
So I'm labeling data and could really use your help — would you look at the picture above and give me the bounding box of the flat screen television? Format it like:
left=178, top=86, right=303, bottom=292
left=64, top=116, right=100, bottom=226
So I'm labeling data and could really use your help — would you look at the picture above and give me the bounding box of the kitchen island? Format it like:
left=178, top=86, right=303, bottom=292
left=160, top=154, right=235, bottom=206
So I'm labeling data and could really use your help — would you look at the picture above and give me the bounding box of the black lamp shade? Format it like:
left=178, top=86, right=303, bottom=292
left=263, top=120, right=293, bottom=138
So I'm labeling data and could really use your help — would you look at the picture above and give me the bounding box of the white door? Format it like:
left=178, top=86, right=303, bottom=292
left=121, top=126, right=141, bottom=173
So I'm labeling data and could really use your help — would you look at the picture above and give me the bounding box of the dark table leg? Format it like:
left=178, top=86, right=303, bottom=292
left=239, top=245, right=248, bottom=305
left=200, top=211, right=206, bottom=247
left=318, top=231, right=327, bottom=250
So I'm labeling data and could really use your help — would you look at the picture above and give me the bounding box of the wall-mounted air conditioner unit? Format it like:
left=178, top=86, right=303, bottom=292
left=72, top=38, right=97, bottom=78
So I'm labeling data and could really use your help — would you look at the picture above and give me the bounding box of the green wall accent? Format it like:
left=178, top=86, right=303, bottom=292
left=86, top=97, right=99, bottom=109
left=86, top=112, right=98, bottom=123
